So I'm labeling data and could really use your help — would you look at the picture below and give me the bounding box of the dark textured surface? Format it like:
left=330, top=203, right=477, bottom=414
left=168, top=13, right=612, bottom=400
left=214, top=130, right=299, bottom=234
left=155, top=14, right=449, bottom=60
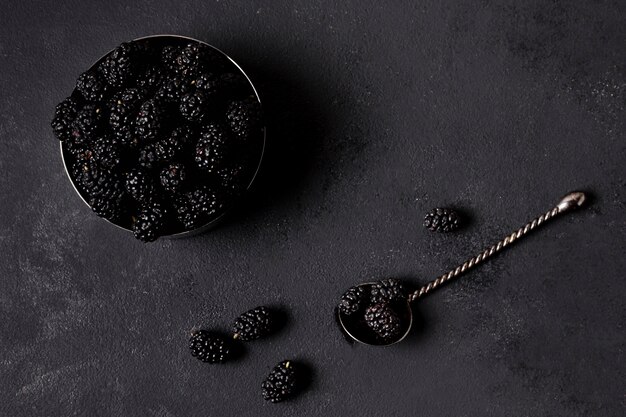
left=1, top=1, right=625, bottom=416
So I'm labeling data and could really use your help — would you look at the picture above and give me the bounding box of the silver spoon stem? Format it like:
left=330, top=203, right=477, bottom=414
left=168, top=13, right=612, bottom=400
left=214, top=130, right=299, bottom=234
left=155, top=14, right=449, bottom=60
left=409, top=192, right=586, bottom=302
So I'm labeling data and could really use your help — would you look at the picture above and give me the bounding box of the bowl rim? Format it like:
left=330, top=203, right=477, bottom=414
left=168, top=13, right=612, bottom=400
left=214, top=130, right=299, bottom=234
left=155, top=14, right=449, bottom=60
left=60, top=34, right=266, bottom=239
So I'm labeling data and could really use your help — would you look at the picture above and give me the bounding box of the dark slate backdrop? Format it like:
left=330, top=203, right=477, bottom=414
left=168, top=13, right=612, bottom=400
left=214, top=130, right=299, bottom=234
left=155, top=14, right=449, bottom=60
left=1, top=1, right=624, bottom=416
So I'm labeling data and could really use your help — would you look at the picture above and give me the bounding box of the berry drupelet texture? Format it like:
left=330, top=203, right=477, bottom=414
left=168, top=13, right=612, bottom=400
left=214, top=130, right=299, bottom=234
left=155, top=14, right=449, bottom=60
left=99, top=42, right=136, bottom=88
left=125, top=169, right=157, bottom=203
left=338, top=285, right=367, bottom=316
left=179, top=91, right=207, bottom=121
left=132, top=202, right=164, bottom=242
left=423, top=208, right=461, bottom=233
left=262, top=360, right=299, bottom=403
left=76, top=71, right=108, bottom=102
left=92, top=134, right=121, bottom=170
left=370, top=278, right=406, bottom=305
left=109, top=88, right=144, bottom=146
left=195, top=124, right=230, bottom=173
left=233, top=306, right=274, bottom=341
left=134, top=99, right=164, bottom=143
left=226, top=98, right=262, bottom=140
left=71, top=104, right=103, bottom=144
left=175, top=186, right=224, bottom=230
left=52, top=97, right=78, bottom=141
left=159, top=163, right=187, bottom=193
left=364, top=303, right=402, bottom=340
left=189, top=331, right=231, bottom=364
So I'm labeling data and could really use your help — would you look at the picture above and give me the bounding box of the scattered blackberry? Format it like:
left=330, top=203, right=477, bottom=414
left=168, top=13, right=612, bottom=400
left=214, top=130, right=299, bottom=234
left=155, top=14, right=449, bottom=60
left=159, top=163, right=186, bottom=193
left=99, top=42, right=135, bottom=88
left=189, top=331, right=231, bottom=364
left=262, top=360, right=299, bottom=403
left=91, top=134, right=120, bottom=170
left=176, top=186, right=224, bottom=230
left=370, top=279, right=406, bottom=305
left=216, top=165, right=246, bottom=195
left=364, top=303, right=402, bottom=340
left=109, top=88, right=144, bottom=145
left=174, top=43, right=204, bottom=77
left=75, top=71, right=108, bottom=102
left=226, top=98, right=261, bottom=139
left=338, top=286, right=367, bottom=316
left=132, top=201, right=164, bottom=242
left=233, top=306, right=274, bottom=341
left=51, top=97, right=78, bottom=141
left=423, top=208, right=461, bottom=233
left=70, top=104, right=103, bottom=144
left=156, top=75, right=191, bottom=102
left=195, top=124, right=230, bottom=173
left=125, top=169, right=157, bottom=203
left=134, top=99, right=164, bottom=143
left=179, top=91, right=207, bottom=122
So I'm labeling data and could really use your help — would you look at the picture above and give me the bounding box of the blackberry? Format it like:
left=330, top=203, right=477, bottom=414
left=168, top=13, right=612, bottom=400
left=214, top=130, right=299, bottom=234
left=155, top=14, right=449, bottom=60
left=423, top=208, right=461, bottom=233
left=174, top=43, right=204, bottom=77
left=195, top=124, right=230, bottom=173
left=137, top=128, right=189, bottom=168
left=338, top=285, right=366, bottom=316
left=66, top=142, right=94, bottom=162
left=364, top=303, right=402, bottom=340
left=233, top=306, right=274, bottom=341
left=179, top=91, right=207, bottom=122
left=89, top=193, right=124, bottom=221
left=262, top=360, right=299, bottom=403
left=216, top=165, right=246, bottom=195
left=226, top=98, right=262, bottom=140
left=370, top=279, right=406, bottom=305
left=134, top=99, right=164, bottom=143
left=91, top=134, right=120, bottom=170
left=136, top=66, right=164, bottom=91
left=125, top=169, right=157, bottom=203
left=109, top=88, right=144, bottom=146
left=176, top=186, right=224, bottom=230
left=51, top=97, right=78, bottom=141
left=70, top=104, right=103, bottom=144
left=132, top=201, right=164, bottom=242
left=156, top=75, right=191, bottom=102
left=192, top=73, right=220, bottom=96
left=161, top=45, right=181, bottom=72
left=99, top=42, right=135, bottom=88
left=168, top=125, right=194, bottom=152
left=159, top=163, right=186, bottom=193
left=189, top=331, right=231, bottom=364
left=75, top=71, right=108, bottom=102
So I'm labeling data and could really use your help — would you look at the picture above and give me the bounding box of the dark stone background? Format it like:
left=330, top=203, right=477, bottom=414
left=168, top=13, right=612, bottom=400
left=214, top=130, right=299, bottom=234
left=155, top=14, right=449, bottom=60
left=0, top=0, right=624, bottom=416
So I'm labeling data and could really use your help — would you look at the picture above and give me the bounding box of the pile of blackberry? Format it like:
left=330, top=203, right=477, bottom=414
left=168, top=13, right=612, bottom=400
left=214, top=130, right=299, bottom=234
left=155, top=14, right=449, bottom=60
left=52, top=38, right=263, bottom=241
left=338, top=278, right=408, bottom=342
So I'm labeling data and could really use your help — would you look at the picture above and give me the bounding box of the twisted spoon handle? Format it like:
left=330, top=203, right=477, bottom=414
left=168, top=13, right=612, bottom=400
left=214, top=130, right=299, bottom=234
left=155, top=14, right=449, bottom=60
left=409, top=192, right=586, bottom=302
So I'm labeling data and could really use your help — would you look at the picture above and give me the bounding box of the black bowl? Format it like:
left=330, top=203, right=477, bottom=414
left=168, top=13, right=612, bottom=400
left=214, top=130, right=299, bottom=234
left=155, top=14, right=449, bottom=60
left=60, top=35, right=266, bottom=238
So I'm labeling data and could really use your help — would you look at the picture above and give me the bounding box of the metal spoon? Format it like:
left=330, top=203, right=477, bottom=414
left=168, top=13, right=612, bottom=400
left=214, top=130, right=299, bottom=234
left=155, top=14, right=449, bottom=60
left=337, top=191, right=587, bottom=346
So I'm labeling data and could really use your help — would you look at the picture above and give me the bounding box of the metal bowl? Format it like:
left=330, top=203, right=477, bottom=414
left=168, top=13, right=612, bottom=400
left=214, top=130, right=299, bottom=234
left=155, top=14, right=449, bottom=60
left=61, top=34, right=266, bottom=238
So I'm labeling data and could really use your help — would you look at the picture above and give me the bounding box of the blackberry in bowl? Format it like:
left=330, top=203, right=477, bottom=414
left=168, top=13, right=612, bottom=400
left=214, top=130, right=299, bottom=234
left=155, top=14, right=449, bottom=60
left=52, top=35, right=265, bottom=241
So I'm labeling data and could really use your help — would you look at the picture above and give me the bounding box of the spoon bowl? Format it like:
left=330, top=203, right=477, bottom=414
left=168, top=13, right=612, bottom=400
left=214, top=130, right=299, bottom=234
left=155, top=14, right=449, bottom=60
left=337, top=283, right=413, bottom=346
